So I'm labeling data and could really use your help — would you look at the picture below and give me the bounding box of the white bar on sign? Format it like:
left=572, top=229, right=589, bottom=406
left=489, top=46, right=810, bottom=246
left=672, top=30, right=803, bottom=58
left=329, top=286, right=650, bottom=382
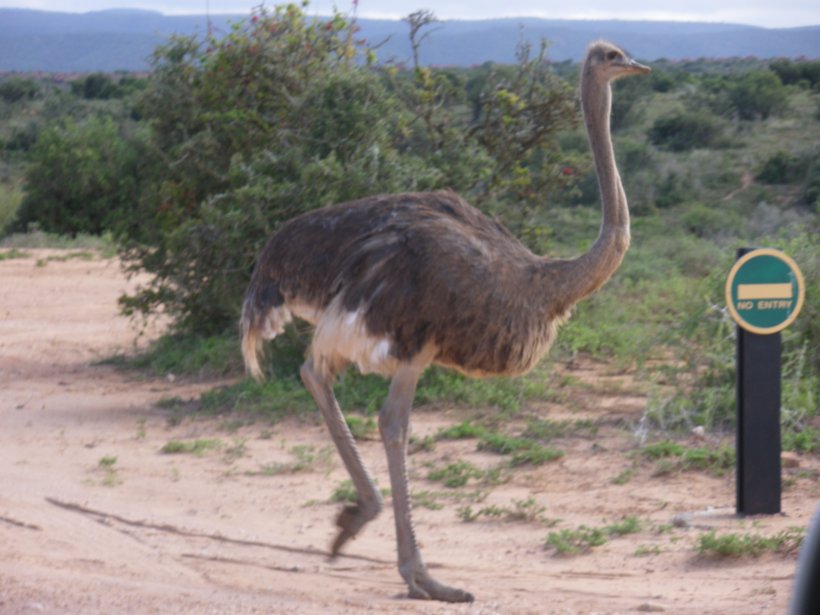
left=737, top=283, right=792, bottom=300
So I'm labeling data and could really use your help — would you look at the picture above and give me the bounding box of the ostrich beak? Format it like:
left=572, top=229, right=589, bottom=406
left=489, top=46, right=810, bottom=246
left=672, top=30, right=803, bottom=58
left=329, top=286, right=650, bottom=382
left=627, top=58, right=651, bottom=74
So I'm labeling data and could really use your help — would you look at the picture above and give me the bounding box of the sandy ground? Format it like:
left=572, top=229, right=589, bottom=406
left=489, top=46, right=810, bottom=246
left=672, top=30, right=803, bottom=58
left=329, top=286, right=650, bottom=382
left=1, top=249, right=818, bottom=615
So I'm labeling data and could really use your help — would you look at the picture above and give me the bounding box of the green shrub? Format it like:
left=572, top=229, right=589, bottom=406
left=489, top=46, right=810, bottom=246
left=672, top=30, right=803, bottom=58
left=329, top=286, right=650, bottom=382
left=680, top=202, right=738, bottom=238
left=756, top=151, right=807, bottom=184
left=802, top=155, right=820, bottom=210
left=70, top=73, right=124, bottom=100
left=122, top=333, right=244, bottom=378
left=13, top=116, right=143, bottom=236
left=728, top=70, right=788, bottom=120
left=644, top=232, right=817, bottom=441
left=116, top=4, right=579, bottom=336
left=648, top=111, right=722, bottom=151
left=0, top=77, right=39, bottom=103
left=697, top=528, right=804, bottom=557
left=478, top=431, right=563, bottom=466
left=0, top=181, right=23, bottom=233
left=545, top=517, right=642, bottom=555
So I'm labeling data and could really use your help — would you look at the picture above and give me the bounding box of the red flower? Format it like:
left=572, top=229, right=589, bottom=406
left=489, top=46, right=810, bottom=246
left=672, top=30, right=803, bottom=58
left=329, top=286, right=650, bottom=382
left=562, top=166, right=574, bottom=176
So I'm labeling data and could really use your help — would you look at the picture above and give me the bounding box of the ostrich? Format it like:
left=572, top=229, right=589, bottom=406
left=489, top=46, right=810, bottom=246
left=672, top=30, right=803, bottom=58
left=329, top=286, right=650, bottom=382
left=241, top=41, right=649, bottom=602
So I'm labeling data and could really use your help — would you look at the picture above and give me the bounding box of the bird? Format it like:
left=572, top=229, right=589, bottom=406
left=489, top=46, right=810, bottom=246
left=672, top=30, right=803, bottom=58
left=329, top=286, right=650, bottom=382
left=240, top=40, right=650, bottom=603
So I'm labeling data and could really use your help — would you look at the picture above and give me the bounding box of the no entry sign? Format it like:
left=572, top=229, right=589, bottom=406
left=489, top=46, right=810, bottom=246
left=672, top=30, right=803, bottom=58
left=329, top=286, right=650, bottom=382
left=730, top=247, right=805, bottom=516
left=725, top=248, right=805, bottom=335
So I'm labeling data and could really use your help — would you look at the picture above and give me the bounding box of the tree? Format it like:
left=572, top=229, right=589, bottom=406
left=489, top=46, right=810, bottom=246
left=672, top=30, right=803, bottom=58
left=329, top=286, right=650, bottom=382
left=729, top=70, right=787, bottom=120
left=117, top=4, right=580, bottom=333
left=0, top=77, right=39, bottom=103
left=648, top=111, right=723, bottom=151
left=70, top=73, right=122, bottom=99
left=14, top=116, right=142, bottom=235
left=119, top=5, right=424, bottom=332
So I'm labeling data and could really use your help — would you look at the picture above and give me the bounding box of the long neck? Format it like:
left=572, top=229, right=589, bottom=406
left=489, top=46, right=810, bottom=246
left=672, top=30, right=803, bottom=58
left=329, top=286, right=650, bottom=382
left=551, top=71, right=630, bottom=305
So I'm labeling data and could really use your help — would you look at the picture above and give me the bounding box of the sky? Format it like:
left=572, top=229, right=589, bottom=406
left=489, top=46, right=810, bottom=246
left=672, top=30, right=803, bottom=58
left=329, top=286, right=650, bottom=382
left=1, top=0, right=819, bottom=29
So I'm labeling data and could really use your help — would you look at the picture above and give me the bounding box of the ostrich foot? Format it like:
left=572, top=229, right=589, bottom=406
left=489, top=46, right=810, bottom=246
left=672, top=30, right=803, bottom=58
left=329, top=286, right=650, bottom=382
left=401, top=558, right=474, bottom=603
left=331, top=501, right=380, bottom=556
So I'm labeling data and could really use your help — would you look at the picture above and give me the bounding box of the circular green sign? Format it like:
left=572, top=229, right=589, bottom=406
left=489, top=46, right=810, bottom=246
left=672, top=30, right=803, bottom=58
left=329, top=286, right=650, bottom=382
left=725, top=248, right=804, bottom=335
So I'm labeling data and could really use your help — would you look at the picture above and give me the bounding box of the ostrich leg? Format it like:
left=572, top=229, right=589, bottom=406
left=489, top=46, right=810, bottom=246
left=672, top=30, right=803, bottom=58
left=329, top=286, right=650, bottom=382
left=300, top=358, right=383, bottom=554
left=379, top=365, right=474, bottom=602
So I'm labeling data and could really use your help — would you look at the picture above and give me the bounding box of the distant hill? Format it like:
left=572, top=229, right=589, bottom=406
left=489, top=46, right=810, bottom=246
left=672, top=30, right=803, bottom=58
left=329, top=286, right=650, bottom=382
left=1, top=8, right=819, bottom=72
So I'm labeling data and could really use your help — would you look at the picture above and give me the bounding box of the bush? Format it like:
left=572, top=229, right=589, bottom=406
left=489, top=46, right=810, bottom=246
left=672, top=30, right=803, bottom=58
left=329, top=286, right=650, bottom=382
left=0, top=77, right=39, bottom=103
left=645, top=232, right=817, bottom=439
left=0, top=181, right=24, bottom=233
left=4, top=121, right=40, bottom=153
left=648, top=111, right=722, bottom=151
left=728, top=70, right=787, bottom=120
left=70, top=73, right=123, bottom=100
left=117, top=5, right=578, bottom=335
left=770, top=59, right=820, bottom=88
left=756, top=151, right=807, bottom=184
left=804, top=156, right=820, bottom=210
left=680, top=202, right=738, bottom=238
left=13, top=116, right=144, bottom=236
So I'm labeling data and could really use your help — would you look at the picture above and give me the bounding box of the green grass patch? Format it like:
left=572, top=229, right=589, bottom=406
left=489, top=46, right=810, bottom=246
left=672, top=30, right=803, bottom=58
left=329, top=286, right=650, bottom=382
left=98, top=455, right=117, bottom=467
left=415, top=365, right=556, bottom=413
left=411, top=490, right=446, bottom=510
left=329, top=478, right=391, bottom=504
left=0, top=181, right=24, bottom=232
left=478, top=431, right=564, bottom=466
left=783, top=426, right=819, bottom=454
left=612, top=467, right=636, bottom=485
left=436, top=420, right=487, bottom=440
left=116, top=333, right=244, bottom=379
left=0, top=247, right=29, bottom=260
left=331, top=479, right=358, bottom=504
left=199, top=377, right=312, bottom=419
left=545, top=517, right=642, bottom=555
left=642, top=440, right=686, bottom=459
left=160, top=438, right=223, bottom=455
left=635, top=544, right=663, bottom=556
left=606, top=516, right=642, bottom=536
left=546, top=527, right=608, bottom=555
left=523, top=418, right=598, bottom=440
left=642, top=440, right=735, bottom=476
left=34, top=250, right=96, bottom=266
left=697, top=528, right=804, bottom=558
left=0, top=229, right=116, bottom=255
left=344, top=414, right=377, bottom=440
left=97, top=455, right=121, bottom=486
left=458, top=497, right=551, bottom=524
left=427, top=461, right=485, bottom=488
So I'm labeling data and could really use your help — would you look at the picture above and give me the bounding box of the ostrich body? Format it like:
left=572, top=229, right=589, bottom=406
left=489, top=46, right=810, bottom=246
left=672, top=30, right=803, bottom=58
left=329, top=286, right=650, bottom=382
left=241, top=41, right=649, bottom=602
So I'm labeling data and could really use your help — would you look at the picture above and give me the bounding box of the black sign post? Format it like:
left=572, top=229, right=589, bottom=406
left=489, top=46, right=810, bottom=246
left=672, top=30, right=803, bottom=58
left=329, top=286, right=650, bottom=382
left=727, top=247, right=804, bottom=516
left=735, top=325, right=781, bottom=515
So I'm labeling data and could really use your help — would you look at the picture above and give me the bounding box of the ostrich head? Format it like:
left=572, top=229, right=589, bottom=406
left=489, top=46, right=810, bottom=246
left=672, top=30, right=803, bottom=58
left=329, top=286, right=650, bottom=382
left=584, top=40, right=651, bottom=82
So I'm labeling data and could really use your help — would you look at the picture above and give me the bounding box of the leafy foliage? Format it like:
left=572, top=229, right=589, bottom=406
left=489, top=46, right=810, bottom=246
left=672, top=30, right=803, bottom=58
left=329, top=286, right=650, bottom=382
left=13, top=116, right=143, bottom=235
left=644, top=232, right=818, bottom=440
left=116, top=4, right=579, bottom=334
left=770, top=59, right=820, bottom=88
left=648, top=111, right=722, bottom=151
left=697, top=528, right=804, bottom=557
left=545, top=517, right=642, bottom=555
left=728, top=70, right=788, bottom=120
left=0, top=77, right=39, bottom=103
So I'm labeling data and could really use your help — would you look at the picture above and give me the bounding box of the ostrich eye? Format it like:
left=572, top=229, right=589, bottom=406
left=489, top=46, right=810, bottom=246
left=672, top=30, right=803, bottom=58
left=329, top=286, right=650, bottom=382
left=606, top=50, right=620, bottom=61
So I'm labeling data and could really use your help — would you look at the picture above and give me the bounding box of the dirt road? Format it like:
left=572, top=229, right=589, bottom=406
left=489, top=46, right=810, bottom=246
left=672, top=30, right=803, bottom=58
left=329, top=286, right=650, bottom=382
left=1, top=250, right=817, bottom=614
